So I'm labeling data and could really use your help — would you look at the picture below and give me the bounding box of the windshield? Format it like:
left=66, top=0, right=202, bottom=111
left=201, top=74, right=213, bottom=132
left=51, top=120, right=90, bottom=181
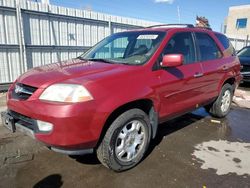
left=238, top=47, right=250, bottom=57
left=80, top=31, right=166, bottom=65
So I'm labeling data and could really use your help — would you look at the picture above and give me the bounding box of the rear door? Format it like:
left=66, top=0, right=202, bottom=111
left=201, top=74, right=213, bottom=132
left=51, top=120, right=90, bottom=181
left=155, top=32, right=205, bottom=119
left=194, top=32, right=226, bottom=100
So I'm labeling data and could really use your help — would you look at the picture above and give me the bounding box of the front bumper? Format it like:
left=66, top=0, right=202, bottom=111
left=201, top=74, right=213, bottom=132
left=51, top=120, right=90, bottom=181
left=1, top=111, right=35, bottom=139
left=1, top=110, right=96, bottom=155
left=4, top=93, right=108, bottom=152
left=241, top=72, right=250, bottom=82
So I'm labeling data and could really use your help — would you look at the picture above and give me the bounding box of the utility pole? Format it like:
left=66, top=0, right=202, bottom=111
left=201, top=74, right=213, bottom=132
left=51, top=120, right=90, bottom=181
left=16, top=0, right=27, bottom=73
left=246, top=35, right=249, bottom=47
left=177, top=6, right=181, bottom=24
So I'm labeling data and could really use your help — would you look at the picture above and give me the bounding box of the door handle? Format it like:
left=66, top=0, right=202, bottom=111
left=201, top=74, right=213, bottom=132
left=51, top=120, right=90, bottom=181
left=222, top=66, right=229, bottom=71
left=194, top=72, right=203, bottom=78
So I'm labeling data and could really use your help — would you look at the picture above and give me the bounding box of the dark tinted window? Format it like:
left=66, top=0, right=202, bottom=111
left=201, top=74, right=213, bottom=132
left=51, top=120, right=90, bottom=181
left=215, top=33, right=235, bottom=56
left=196, top=32, right=222, bottom=61
left=236, top=18, right=247, bottom=29
left=215, top=33, right=230, bottom=49
left=237, top=47, right=250, bottom=57
left=162, top=32, right=195, bottom=64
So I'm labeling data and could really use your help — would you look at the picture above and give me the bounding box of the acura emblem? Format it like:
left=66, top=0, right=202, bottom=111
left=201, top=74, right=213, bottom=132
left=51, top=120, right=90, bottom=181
left=15, top=85, right=23, bottom=94
left=14, top=84, right=33, bottom=95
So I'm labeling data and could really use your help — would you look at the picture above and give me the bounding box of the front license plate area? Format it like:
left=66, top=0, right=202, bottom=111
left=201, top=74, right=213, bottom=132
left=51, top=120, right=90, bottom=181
left=1, top=112, right=16, bottom=133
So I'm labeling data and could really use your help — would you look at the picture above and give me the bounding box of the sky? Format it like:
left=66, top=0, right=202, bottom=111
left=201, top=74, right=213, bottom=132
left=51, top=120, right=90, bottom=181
left=49, top=0, right=250, bottom=32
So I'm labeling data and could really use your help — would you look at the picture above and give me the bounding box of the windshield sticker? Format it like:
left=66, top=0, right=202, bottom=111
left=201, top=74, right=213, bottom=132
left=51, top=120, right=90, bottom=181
left=137, top=35, right=158, bottom=39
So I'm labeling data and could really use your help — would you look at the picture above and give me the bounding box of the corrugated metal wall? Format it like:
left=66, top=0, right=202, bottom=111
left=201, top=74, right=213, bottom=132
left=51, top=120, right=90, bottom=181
left=228, top=37, right=250, bottom=51
left=0, top=0, right=160, bottom=83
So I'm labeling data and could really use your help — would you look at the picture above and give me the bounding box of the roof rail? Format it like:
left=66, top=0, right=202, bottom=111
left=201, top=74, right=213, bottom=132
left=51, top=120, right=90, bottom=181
left=147, top=24, right=194, bottom=29
left=195, top=26, right=212, bottom=31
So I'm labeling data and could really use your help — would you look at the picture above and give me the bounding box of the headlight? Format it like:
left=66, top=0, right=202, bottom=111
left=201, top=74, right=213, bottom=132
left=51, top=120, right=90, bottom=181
left=39, top=84, right=93, bottom=103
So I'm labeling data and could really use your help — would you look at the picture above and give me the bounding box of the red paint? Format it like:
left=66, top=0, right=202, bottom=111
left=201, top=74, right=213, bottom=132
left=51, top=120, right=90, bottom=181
left=162, top=54, right=184, bottom=67
left=6, top=27, right=242, bottom=150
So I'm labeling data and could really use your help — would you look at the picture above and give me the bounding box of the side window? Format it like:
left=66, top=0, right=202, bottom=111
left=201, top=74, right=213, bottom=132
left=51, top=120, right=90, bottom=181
left=215, top=33, right=236, bottom=56
left=161, top=32, right=195, bottom=64
left=195, top=32, right=222, bottom=61
left=215, top=33, right=230, bottom=49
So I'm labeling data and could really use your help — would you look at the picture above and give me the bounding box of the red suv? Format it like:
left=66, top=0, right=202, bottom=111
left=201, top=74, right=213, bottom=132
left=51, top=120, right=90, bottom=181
left=1, top=24, right=242, bottom=171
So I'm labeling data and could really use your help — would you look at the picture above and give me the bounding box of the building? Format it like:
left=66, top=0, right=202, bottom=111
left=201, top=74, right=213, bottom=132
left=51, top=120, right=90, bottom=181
left=224, top=5, right=250, bottom=50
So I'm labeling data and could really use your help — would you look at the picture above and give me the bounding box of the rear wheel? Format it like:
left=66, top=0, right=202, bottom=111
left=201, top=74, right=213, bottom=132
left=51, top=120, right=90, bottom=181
left=205, top=83, right=233, bottom=118
left=97, top=109, right=151, bottom=172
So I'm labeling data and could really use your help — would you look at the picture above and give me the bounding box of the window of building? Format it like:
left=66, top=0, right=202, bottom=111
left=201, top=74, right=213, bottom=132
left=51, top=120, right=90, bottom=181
left=236, top=18, right=248, bottom=29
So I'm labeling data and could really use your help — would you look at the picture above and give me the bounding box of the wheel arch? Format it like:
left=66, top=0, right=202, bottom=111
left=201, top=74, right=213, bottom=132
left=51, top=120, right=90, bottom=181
left=95, top=99, right=158, bottom=149
left=221, top=77, right=236, bottom=91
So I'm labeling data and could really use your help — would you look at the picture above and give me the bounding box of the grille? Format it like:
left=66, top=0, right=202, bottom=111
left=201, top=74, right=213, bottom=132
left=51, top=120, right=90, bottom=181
left=241, top=64, right=250, bottom=73
left=11, top=83, right=37, bottom=100
left=243, top=75, right=250, bottom=80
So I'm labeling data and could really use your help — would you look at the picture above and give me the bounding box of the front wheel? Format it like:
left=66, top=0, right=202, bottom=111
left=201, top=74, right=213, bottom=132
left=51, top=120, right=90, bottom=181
left=97, top=109, right=151, bottom=172
left=205, top=83, right=233, bottom=118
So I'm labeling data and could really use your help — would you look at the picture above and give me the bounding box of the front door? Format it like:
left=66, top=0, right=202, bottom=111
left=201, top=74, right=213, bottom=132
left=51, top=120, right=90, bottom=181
left=154, top=32, right=205, bottom=119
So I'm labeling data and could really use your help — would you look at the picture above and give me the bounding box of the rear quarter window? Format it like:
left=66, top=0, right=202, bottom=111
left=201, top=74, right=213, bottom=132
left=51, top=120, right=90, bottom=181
left=215, top=33, right=236, bottom=56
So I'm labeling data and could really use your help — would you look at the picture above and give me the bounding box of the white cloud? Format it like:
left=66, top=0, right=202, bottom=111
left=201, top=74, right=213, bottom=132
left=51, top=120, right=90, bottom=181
left=154, top=0, right=175, bottom=4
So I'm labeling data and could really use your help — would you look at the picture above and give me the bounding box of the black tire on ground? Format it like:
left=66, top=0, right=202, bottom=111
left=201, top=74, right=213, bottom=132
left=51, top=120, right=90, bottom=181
left=205, top=83, right=234, bottom=118
left=96, top=108, right=151, bottom=172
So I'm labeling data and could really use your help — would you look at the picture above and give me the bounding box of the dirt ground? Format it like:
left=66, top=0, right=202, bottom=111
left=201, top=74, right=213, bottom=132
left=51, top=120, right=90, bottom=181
left=0, top=85, right=250, bottom=188
left=234, top=83, right=250, bottom=108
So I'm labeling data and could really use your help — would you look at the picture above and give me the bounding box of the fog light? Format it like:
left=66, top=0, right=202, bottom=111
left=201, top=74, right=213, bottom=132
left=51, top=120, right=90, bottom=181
left=36, top=120, right=53, bottom=132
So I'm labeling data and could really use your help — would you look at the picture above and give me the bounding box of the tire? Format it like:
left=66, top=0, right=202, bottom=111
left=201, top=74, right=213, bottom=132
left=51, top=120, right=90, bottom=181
left=205, top=83, right=233, bottom=118
left=97, top=108, right=151, bottom=172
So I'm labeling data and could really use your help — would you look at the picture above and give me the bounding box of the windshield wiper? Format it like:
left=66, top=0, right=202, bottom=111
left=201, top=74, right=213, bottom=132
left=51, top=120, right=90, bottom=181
left=76, top=56, right=90, bottom=61
left=77, top=57, right=128, bottom=65
left=87, top=58, right=117, bottom=64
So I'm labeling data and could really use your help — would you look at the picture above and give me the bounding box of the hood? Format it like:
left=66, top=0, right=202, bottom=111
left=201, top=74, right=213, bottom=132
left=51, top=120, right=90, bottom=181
left=17, top=59, right=126, bottom=88
left=239, top=56, right=250, bottom=65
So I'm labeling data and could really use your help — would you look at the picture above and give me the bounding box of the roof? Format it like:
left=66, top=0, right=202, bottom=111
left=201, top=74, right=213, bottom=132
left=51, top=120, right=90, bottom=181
left=132, top=24, right=214, bottom=33
left=229, top=4, right=250, bottom=10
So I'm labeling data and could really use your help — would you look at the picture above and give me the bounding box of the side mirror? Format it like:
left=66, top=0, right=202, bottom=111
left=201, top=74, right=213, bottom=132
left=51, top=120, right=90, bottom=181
left=161, top=54, right=184, bottom=68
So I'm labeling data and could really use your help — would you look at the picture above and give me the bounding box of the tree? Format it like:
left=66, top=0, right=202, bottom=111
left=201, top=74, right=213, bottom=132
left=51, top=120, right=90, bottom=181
left=196, top=16, right=210, bottom=28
